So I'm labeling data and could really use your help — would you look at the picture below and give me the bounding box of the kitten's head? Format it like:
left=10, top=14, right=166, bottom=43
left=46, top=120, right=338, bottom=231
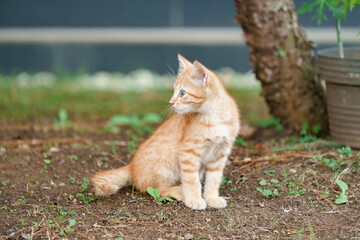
left=169, top=54, right=222, bottom=114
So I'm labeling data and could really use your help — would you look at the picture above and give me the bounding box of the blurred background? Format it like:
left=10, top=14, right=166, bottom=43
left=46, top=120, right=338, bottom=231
left=0, top=0, right=359, bottom=125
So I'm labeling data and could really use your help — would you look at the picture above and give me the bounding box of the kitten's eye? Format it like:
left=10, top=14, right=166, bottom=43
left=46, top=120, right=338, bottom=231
left=179, top=90, right=187, bottom=97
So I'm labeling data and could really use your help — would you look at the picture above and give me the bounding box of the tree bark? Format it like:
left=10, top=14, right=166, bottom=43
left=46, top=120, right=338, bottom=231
left=234, top=0, right=328, bottom=132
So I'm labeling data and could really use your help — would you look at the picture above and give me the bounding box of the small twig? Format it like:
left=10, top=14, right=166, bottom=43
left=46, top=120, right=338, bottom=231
left=286, top=224, right=360, bottom=236
left=82, top=207, right=168, bottom=226
left=231, top=152, right=313, bottom=173
left=3, top=137, right=90, bottom=148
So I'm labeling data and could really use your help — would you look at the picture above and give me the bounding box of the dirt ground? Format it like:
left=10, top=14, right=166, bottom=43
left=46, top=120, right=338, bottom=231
left=0, top=123, right=359, bottom=240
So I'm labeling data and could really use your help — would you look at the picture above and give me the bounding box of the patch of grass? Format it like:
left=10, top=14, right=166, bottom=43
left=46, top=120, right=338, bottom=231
left=0, top=74, right=267, bottom=125
left=256, top=179, right=279, bottom=198
left=286, top=182, right=306, bottom=196
left=60, top=219, right=76, bottom=236
left=76, top=193, right=98, bottom=204
left=105, top=113, right=162, bottom=134
left=259, top=116, right=283, bottom=132
left=235, top=137, right=248, bottom=147
left=128, top=134, right=139, bottom=156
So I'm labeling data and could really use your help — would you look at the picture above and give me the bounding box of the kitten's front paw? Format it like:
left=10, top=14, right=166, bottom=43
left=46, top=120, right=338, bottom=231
left=205, top=197, right=227, bottom=208
left=185, top=198, right=207, bottom=210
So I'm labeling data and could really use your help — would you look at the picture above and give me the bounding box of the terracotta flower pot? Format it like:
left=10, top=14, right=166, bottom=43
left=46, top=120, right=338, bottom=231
left=318, top=47, right=360, bottom=148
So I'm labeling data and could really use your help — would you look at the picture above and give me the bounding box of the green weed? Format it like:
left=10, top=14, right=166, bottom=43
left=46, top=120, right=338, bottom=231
left=105, top=113, right=162, bottom=134
left=43, top=158, right=52, bottom=164
left=112, top=141, right=119, bottom=155
left=235, top=137, right=248, bottom=147
left=335, top=179, right=351, bottom=204
left=147, top=187, right=173, bottom=203
left=68, top=155, right=78, bottom=161
left=54, top=108, right=71, bottom=128
left=76, top=193, right=98, bottom=204
left=69, top=177, right=76, bottom=184
left=264, top=170, right=275, bottom=175
left=81, top=177, right=90, bottom=192
left=260, top=117, right=283, bottom=132
left=128, top=134, right=139, bottom=156
left=256, top=179, right=279, bottom=198
left=60, top=219, right=76, bottom=236
left=156, top=211, right=167, bottom=221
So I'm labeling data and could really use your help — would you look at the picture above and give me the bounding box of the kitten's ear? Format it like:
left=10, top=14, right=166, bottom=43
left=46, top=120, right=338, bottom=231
left=178, top=53, right=192, bottom=74
left=191, top=60, right=207, bottom=87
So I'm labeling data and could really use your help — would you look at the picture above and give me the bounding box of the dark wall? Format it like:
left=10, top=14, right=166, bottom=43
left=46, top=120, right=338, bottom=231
left=0, top=0, right=358, bottom=73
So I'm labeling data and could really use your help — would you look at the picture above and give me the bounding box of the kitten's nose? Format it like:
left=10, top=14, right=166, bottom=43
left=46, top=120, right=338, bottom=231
left=169, top=102, right=174, bottom=106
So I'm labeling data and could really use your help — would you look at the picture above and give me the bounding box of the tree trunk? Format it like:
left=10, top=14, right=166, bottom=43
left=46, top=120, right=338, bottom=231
left=234, top=0, right=328, bottom=132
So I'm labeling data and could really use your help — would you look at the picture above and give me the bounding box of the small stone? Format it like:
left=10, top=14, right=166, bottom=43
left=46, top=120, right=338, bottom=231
left=259, top=202, right=265, bottom=208
left=21, top=233, right=30, bottom=239
left=165, top=233, right=176, bottom=238
left=49, top=147, right=59, bottom=152
left=63, top=207, right=69, bottom=212
left=184, top=233, right=193, bottom=240
left=206, top=218, right=211, bottom=222
left=6, top=228, right=18, bottom=235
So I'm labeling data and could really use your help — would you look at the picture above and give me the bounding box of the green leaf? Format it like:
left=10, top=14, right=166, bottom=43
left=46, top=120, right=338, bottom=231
left=154, top=188, right=160, bottom=197
left=300, top=123, right=309, bottom=136
left=235, top=137, right=248, bottom=147
left=82, top=177, right=90, bottom=184
left=297, top=1, right=321, bottom=14
left=314, top=0, right=327, bottom=24
left=335, top=179, right=349, bottom=204
left=287, top=182, right=297, bottom=188
left=43, top=159, right=51, bottom=164
left=273, top=189, right=279, bottom=195
left=338, top=146, right=352, bottom=157
left=259, top=179, right=267, bottom=186
left=163, top=196, right=174, bottom=201
left=147, top=187, right=155, bottom=197
left=270, top=179, right=279, bottom=184
left=326, top=2, right=346, bottom=20
left=264, top=170, right=275, bottom=175
left=68, top=219, right=76, bottom=227
left=275, top=49, right=286, bottom=58
left=336, top=179, right=348, bottom=192
left=142, top=113, right=162, bottom=124
left=110, top=115, right=139, bottom=125
left=312, top=125, right=322, bottom=134
left=69, top=155, right=78, bottom=161
left=335, top=193, right=348, bottom=204
left=263, top=189, right=273, bottom=197
left=256, top=187, right=263, bottom=193
left=58, top=108, right=68, bottom=122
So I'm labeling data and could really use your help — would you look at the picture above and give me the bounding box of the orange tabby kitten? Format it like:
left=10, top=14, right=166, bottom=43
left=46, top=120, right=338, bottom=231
left=92, top=54, right=240, bottom=210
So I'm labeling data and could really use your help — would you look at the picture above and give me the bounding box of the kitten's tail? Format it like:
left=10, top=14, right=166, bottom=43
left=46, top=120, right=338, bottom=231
left=92, top=165, right=131, bottom=196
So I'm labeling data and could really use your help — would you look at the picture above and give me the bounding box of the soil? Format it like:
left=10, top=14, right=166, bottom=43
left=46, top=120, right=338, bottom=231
left=0, top=123, right=359, bottom=240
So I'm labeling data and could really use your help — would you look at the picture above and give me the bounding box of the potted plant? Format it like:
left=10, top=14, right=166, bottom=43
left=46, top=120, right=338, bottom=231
left=298, top=0, right=360, bottom=148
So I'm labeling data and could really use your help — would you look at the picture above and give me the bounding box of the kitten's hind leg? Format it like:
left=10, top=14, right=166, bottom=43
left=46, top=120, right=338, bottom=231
left=161, top=186, right=184, bottom=201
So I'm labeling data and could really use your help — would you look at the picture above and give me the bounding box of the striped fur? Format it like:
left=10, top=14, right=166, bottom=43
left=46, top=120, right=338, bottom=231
left=92, top=54, right=240, bottom=210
